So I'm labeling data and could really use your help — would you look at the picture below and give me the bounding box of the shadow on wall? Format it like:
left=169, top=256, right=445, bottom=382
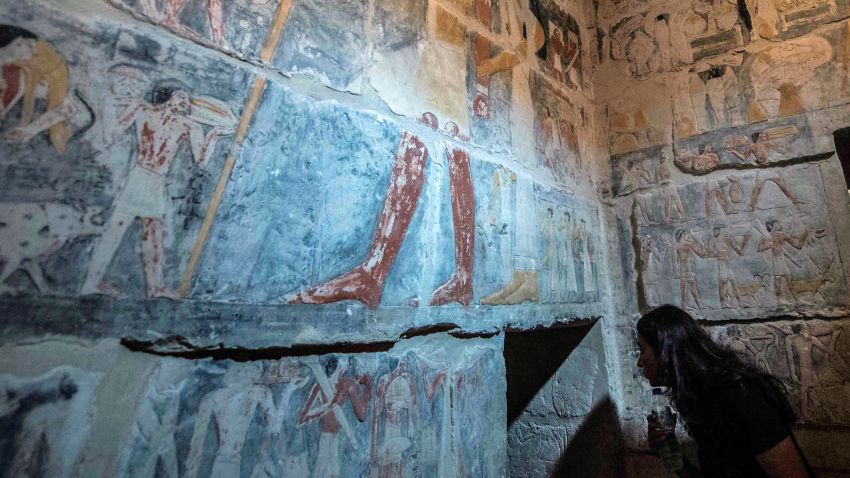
left=504, top=321, right=595, bottom=425
left=504, top=321, right=624, bottom=477
left=551, top=397, right=622, bottom=478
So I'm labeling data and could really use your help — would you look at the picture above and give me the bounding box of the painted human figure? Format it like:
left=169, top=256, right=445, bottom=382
left=741, top=324, right=779, bottom=374
left=584, top=219, right=598, bottom=301
left=673, top=229, right=707, bottom=310
left=558, top=211, right=577, bottom=301
left=0, top=25, right=89, bottom=154
left=541, top=207, right=559, bottom=301
left=538, top=106, right=561, bottom=172
left=571, top=218, right=587, bottom=300
left=298, top=357, right=372, bottom=478
left=708, top=224, right=750, bottom=308
left=184, top=362, right=310, bottom=477
left=774, top=323, right=832, bottom=421
left=369, top=355, right=446, bottom=478
left=639, top=235, right=662, bottom=305
left=704, top=178, right=731, bottom=216
left=253, top=359, right=313, bottom=476
left=288, top=135, right=476, bottom=308
left=139, top=0, right=225, bottom=46
left=0, top=370, right=78, bottom=478
left=750, top=170, right=802, bottom=211
left=81, top=78, right=232, bottom=298
left=693, top=144, right=720, bottom=171
left=756, top=219, right=810, bottom=306
left=725, top=132, right=783, bottom=166
left=655, top=152, right=685, bottom=223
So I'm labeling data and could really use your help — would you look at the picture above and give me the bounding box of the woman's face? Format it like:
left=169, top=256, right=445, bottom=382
left=637, top=333, right=663, bottom=386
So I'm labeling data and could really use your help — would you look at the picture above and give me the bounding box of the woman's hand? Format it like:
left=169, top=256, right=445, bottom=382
left=647, top=412, right=669, bottom=453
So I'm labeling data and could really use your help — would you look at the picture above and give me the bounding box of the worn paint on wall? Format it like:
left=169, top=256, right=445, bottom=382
left=0, top=2, right=250, bottom=299
left=114, top=336, right=505, bottom=478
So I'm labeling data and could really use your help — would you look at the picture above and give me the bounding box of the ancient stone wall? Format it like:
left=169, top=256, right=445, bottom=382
left=0, top=0, right=614, bottom=475
left=596, top=0, right=850, bottom=474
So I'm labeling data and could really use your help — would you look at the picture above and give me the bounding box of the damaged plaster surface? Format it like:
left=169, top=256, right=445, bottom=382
left=0, top=335, right=505, bottom=478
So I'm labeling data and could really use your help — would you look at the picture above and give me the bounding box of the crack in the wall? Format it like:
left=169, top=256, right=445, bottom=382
left=120, top=335, right=397, bottom=360
left=674, top=151, right=836, bottom=176
left=119, top=321, right=509, bottom=359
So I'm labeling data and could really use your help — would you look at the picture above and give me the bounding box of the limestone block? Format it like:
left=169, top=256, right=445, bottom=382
left=530, top=70, right=594, bottom=189
left=0, top=1, right=251, bottom=300
left=507, top=322, right=619, bottom=477
left=611, top=144, right=675, bottom=197
left=534, top=185, right=605, bottom=306
left=192, top=81, right=431, bottom=307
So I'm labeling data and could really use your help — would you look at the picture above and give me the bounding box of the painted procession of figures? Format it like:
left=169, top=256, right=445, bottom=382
left=116, top=349, right=500, bottom=478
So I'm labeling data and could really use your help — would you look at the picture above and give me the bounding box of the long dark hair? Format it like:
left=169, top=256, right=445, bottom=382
left=636, top=305, right=794, bottom=429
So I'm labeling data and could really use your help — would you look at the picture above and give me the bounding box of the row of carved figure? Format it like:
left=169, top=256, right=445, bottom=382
left=639, top=215, right=836, bottom=310
left=0, top=349, right=501, bottom=478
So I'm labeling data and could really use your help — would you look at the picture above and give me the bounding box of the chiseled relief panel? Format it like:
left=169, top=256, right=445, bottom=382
left=0, top=2, right=250, bottom=299
left=712, top=319, right=850, bottom=426
left=631, top=160, right=850, bottom=318
left=116, top=337, right=506, bottom=478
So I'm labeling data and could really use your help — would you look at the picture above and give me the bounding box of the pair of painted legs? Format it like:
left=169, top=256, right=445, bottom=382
left=289, top=132, right=474, bottom=309
left=82, top=214, right=177, bottom=298
left=140, top=0, right=225, bottom=45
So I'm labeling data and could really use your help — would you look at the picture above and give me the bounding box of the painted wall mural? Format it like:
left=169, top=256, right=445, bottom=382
left=0, top=3, right=250, bottom=299
left=107, top=0, right=282, bottom=57
left=0, top=368, right=100, bottom=478
left=116, top=340, right=506, bottom=478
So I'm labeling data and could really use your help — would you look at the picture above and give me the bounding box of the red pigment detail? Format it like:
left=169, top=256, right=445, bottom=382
left=290, top=132, right=428, bottom=309
left=431, top=146, right=474, bottom=306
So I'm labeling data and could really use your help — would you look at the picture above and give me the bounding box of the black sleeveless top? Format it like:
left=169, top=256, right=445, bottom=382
left=687, top=377, right=794, bottom=478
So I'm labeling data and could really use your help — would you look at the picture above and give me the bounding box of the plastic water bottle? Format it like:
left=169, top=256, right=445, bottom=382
left=651, top=387, right=683, bottom=476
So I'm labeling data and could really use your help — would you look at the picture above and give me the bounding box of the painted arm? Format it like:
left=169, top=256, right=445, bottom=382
left=104, top=100, right=146, bottom=148
left=348, top=374, right=372, bottom=422
left=786, top=230, right=810, bottom=250
left=691, top=237, right=708, bottom=258
left=725, top=148, right=749, bottom=161
left=728, top=232, right=751, bottom=256
left=785, top=337, right=799, bottom=383
left=370, top=378, right=385, bottom=463
left=297, top=384, right=328, bottom=425
left=188, top=122, right=224, bottom=169
left=424, top=371, right=446, bottom=401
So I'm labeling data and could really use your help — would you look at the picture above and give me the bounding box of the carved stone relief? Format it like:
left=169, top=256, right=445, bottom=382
left=712, top=319, right=850, bottom=425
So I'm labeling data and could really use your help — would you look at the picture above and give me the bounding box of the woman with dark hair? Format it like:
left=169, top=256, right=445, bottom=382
left=636, top=304, right=814, bottom=477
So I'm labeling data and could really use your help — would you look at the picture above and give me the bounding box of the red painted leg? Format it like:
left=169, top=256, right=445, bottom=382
left=289, top=132, right=428, bottom=308
left=431, top=146, right=475, bottom=306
